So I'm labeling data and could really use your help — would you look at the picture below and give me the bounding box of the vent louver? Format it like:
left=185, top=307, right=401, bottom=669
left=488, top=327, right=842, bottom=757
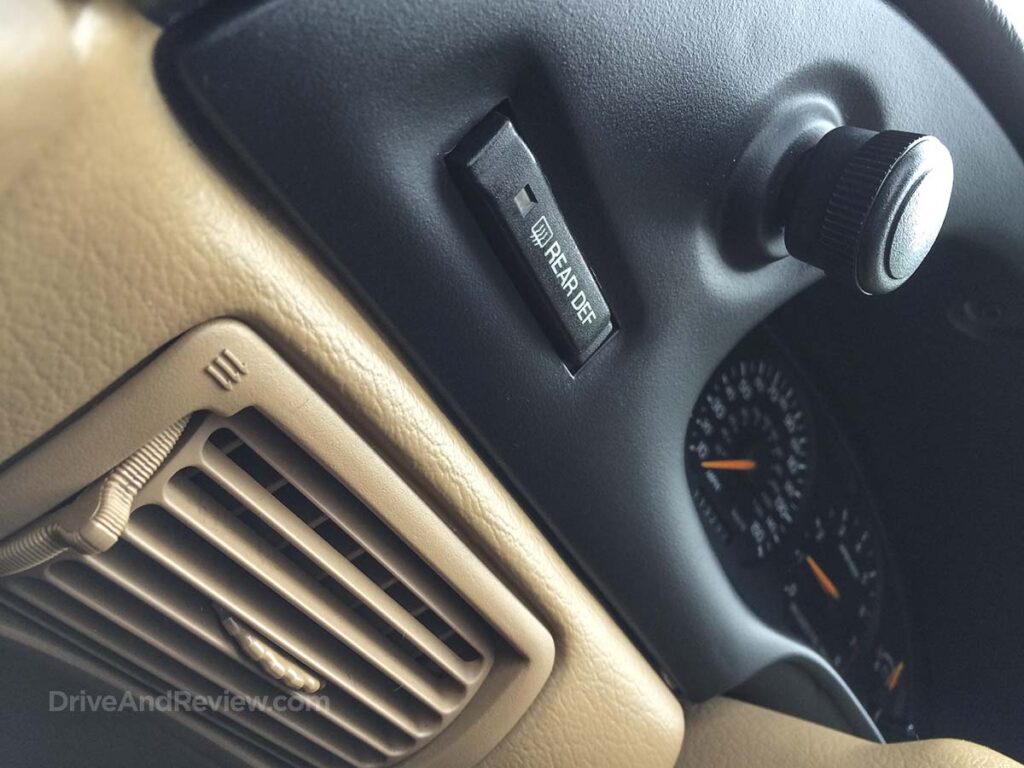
left=1, top=326, right=554, bottom=768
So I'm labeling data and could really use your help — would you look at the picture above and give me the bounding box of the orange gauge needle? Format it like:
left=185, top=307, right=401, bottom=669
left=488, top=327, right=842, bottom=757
left=700, top=459, right=758, bottom=471
left=805, top=554, right=841, bottom=600
left=885, top=661, right=906, bottom=692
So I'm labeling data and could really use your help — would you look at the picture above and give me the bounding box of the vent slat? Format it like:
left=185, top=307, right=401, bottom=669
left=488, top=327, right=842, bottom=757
left=161, top=476, right=462, bottom=715
left=200, top=443, right=479, bottom=687
left=123, top=504, right=436, bottom=740
left=6, top=579, right=320, bottom=768
left=81, top=550, right=412, bottom=759
left=228, top=412, right=490, bottom=660
left=44, top=561, right=381, bottom=767
left=84, top=546, right=235, bottom=655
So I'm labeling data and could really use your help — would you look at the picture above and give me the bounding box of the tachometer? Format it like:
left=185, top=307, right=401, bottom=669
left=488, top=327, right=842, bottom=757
left=783, top=504, right=882, bottom=671
left=685, top=357, right=815, bottom=561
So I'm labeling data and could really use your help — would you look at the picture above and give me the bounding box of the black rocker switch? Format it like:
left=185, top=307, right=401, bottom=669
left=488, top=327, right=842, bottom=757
left=449, top=112, right=613, bottom=370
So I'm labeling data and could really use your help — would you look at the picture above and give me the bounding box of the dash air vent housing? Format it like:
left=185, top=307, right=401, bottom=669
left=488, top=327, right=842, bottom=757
left=0, top=321, right=554, bottom=768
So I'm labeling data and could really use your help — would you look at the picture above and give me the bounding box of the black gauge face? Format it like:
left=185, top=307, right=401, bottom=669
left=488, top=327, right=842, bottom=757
left=783, top=504, right=882, bottom=672
left=686, top=357, right=815, bottom=561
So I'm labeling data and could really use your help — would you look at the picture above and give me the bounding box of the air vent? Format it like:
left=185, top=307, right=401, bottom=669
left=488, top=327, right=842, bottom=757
left=0, top=320, right=553, bottom=768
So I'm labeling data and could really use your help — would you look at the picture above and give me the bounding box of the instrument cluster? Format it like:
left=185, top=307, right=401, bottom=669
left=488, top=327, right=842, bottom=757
left=685, top=331, right=916, bottom=739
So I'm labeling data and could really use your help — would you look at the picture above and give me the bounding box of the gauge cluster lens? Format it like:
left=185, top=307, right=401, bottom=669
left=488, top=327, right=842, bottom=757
left=685, top=340, right=914, bottom=740
left=685, top=358, right=814, bottom=561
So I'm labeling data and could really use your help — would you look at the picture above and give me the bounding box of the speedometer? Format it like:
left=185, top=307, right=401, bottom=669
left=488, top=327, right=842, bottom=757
left=685, top=356, right=815, bottom=561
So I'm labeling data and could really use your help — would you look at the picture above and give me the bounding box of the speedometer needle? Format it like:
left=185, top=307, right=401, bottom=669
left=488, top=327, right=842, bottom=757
left=805, top=554, right=841, bottom=600
left=700, top=459, right=758, bottom=471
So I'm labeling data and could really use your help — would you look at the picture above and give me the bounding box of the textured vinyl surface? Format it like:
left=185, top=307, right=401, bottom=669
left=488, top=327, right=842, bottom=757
left=679, top=698, right=1022, bottom=768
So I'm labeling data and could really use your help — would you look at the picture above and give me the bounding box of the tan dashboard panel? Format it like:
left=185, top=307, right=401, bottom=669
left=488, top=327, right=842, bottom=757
left=679, top=697, right=1022, bottom=768
left=0, top=0, right=77, bottom=197
left=0, top=1, right=684, bottom=766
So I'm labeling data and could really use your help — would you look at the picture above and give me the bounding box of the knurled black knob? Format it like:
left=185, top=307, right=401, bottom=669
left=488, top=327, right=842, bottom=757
left=783, top=126, right=954, bottom=294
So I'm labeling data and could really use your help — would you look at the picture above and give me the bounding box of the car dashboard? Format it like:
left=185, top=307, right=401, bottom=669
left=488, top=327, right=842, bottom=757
left=3, top=0, right=1024, bottom=766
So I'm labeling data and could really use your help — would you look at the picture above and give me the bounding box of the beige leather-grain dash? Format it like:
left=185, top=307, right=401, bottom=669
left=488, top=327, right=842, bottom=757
left=679, top=697, right=1021, bottom=768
